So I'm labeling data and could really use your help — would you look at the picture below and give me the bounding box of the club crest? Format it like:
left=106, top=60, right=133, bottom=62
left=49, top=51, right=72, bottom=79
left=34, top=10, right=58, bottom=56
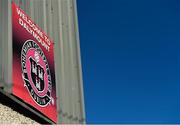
left=30, top=57, right=45, bottom=92
left=21, top=40, right=52, bottom=107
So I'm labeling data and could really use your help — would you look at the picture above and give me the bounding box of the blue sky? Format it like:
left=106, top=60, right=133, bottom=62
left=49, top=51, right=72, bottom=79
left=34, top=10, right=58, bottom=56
left=77, top=0, right=180, bottom=124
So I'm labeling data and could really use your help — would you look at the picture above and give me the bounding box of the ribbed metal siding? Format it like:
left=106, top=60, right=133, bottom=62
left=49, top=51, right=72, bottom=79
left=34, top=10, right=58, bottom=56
left=0, top=0, right=12, bottom=91
left=0, top=0, right=85, bottom=124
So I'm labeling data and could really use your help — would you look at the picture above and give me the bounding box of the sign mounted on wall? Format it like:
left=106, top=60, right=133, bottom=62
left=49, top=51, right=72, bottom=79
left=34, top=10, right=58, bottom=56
left=12, top=2, right=57, bottom=123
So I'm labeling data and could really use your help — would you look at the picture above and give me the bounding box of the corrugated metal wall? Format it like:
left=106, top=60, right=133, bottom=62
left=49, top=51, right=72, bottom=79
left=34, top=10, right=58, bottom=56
left=0, top=0, right=85, bottom=124
left=0, top=0, right=12, bottom=91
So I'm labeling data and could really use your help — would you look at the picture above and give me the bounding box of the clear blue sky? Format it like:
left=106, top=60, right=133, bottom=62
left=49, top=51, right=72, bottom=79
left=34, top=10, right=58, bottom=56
left=77, top=0, right=180, bottom=124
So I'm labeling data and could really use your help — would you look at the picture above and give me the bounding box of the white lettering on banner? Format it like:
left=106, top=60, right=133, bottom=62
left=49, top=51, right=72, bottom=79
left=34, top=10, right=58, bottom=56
left=16, top=7, right=51, bottom=52
left=19, top=18, right=50, bottom=51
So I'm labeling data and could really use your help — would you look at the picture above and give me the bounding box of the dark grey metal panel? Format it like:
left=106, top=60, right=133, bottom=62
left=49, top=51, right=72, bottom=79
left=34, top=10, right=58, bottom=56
left=0, top=0, right=12, bottom=92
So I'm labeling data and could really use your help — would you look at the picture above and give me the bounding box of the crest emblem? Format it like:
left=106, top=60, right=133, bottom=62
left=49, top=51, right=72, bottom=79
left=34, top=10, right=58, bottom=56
left=21, top=40, right=52, bottom=107
left=30, top=56, right=45, bottom=92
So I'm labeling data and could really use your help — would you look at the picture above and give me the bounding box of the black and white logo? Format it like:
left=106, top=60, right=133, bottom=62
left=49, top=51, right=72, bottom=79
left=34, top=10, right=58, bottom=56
left=21, top=40, right=53, bottom=107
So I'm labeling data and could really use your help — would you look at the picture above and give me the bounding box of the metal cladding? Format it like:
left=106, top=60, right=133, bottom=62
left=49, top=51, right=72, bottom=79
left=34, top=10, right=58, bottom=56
left=0, top=0, right=85, bottom=124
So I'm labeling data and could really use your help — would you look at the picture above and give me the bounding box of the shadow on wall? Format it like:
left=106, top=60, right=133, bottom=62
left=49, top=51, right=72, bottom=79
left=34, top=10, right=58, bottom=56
left=0, top=92, right=49, bottom=124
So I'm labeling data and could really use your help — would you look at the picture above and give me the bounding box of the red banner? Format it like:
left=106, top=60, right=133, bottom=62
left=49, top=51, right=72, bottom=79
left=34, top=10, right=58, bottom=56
left=12, top=2, right=57, bottom=123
